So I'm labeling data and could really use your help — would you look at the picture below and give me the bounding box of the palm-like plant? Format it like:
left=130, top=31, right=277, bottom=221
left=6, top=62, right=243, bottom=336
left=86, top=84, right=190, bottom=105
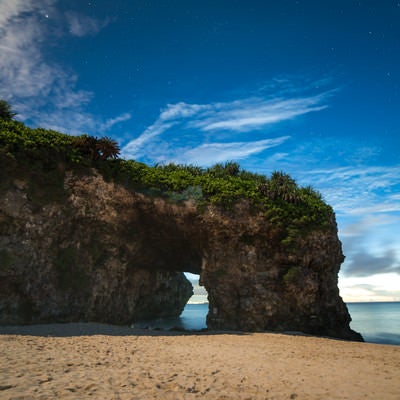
left=72, top=134, right=99, bottom=160
left=207, top=161, right=240, bottom=178
left=96, top=136, right=120, bottom=160
left=224, top=161, right=240, bottom=176
left=0, top=99, right=17, bottom=121
left=72, top=135, right=120, bottom=161
left=257, top=171, right=300, bottom=203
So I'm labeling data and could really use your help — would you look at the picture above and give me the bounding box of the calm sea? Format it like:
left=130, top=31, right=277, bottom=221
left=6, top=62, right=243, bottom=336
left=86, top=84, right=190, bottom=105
left=135, top=302, right=400, bottom=345
left=347, top=302, right=400, bottom=345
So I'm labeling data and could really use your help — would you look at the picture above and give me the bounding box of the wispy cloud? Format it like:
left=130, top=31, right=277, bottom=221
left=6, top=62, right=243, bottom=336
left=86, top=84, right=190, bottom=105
left=121, top=91, right=331, bottom=164
left=339, top=279, right=400, bottom=302
left=0, top=0, right=59, bottom=100
left=174, top=137, right=290, bottom=166
left=99, top=113, right=132, bottom=134
left=302, top=166, right=400, bottom=216
left=295, top=165, right=400, bottom=281
left=340, top=215, right=396, bottom=238
left=0, top=0, right=52, bottom=27
left=190, top=95, right=329, bottom=132
left=65, top=11, right=109, bottom=37
left=0, top=0, right=126, bottom=136
left=122, top=121, right=176, bottom=159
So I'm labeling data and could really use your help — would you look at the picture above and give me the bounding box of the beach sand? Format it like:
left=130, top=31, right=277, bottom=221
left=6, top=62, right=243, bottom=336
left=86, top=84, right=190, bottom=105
left=0, top=324, right=399, bottom=400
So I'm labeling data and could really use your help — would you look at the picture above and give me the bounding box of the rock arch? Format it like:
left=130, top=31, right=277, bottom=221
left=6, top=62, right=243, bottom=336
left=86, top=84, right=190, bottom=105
left=118, top=188, right=361, bottom=341
left=0, top=170, right=362, bottom=341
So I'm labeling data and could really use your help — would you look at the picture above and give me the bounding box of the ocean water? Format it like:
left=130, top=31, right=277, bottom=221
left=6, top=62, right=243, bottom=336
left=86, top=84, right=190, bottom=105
left=347, top=302, right=400, bottom=345
left=135, top=302, right=400, bottom=345
left=133, top=303, right=208, bottom=331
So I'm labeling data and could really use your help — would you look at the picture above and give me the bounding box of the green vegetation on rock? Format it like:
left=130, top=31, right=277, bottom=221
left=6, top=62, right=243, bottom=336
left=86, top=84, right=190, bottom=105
left=283, top=266, right=302, bottom=285
left=0, top=106, right=335, bottom=242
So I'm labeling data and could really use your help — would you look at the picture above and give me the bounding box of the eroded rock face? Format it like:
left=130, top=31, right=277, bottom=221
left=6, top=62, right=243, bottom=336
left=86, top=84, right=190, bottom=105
left=0, top=170, right=193, bottom=325
left=0, top=165, right=362, bottom=341
left=199, top=204, right=362, bottom=341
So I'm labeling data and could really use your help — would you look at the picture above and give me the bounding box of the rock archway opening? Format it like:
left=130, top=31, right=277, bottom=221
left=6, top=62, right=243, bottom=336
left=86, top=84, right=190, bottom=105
left=133, top=272, right=208, bottom=331
left=185, top=273, right=208, bottom=305
left=181, top=273, right=209, bottom=330
left=130, top=207, right=211, bottom=330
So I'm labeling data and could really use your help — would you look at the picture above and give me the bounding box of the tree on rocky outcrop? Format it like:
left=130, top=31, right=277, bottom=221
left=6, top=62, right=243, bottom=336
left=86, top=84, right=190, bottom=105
left=257, top=171, right=300, bottom=203
left=223, top=161, right=240, bottom=176
left=207, top=161, right=241, bottom=178
left=72, top=135, right=120, bottom=161
left=96, top=136, right=120, bottom=160
left=72, top=134, right=99, bottom=160
left=0, top=99, right=17, bottom=121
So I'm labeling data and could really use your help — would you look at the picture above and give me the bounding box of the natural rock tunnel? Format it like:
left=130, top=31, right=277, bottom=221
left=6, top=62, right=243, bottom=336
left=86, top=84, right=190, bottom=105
left=0, top=168, right=362, bottom=341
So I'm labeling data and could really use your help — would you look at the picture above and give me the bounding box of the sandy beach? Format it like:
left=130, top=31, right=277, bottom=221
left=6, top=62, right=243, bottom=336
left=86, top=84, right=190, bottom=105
left=0, top=324, right=399, bottom=400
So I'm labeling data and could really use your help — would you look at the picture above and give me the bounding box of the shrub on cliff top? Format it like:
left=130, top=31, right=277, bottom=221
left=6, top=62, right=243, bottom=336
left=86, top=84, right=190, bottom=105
left=0, top=117, right=334, bottom=234
left=0, top=119, right=120, bottom=165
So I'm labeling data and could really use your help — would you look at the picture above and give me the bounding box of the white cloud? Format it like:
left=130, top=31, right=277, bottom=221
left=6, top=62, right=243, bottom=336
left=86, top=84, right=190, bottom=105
left=0, top=0, right=52, bottom=27
left=174, top=137, right=290, bottom=166
left=160, top=102, right=210, bottom=121
left=99, top=113, right=132, bottom=133
left=0, top=0, right=127, bottom=136
left=300, top=165, right=400, bottom=216
left=340, top=215, right=396, bottom=237
left=191, top=96, right=328, bottom=132
left=339, top=274, right=400, bottom=302
left=65, top=11, right=109, bottom=37
left=122, top=90, right=331, bottom=163
left=0, top=0, right=58, bottom=100
left=122, top=121, right=176, bottom=159
left=0, top=0, right=90, bottom=127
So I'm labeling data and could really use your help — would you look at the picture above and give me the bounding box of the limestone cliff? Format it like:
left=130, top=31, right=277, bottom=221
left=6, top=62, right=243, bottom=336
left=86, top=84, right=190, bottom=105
left=0, top=153, right=362, bottom=341
left=0, top=166, right=193, bottom=325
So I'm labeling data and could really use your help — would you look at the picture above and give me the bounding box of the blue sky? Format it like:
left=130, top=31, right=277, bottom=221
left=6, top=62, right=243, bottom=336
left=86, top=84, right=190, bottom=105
left=1, top=0, right=399, bottom=302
